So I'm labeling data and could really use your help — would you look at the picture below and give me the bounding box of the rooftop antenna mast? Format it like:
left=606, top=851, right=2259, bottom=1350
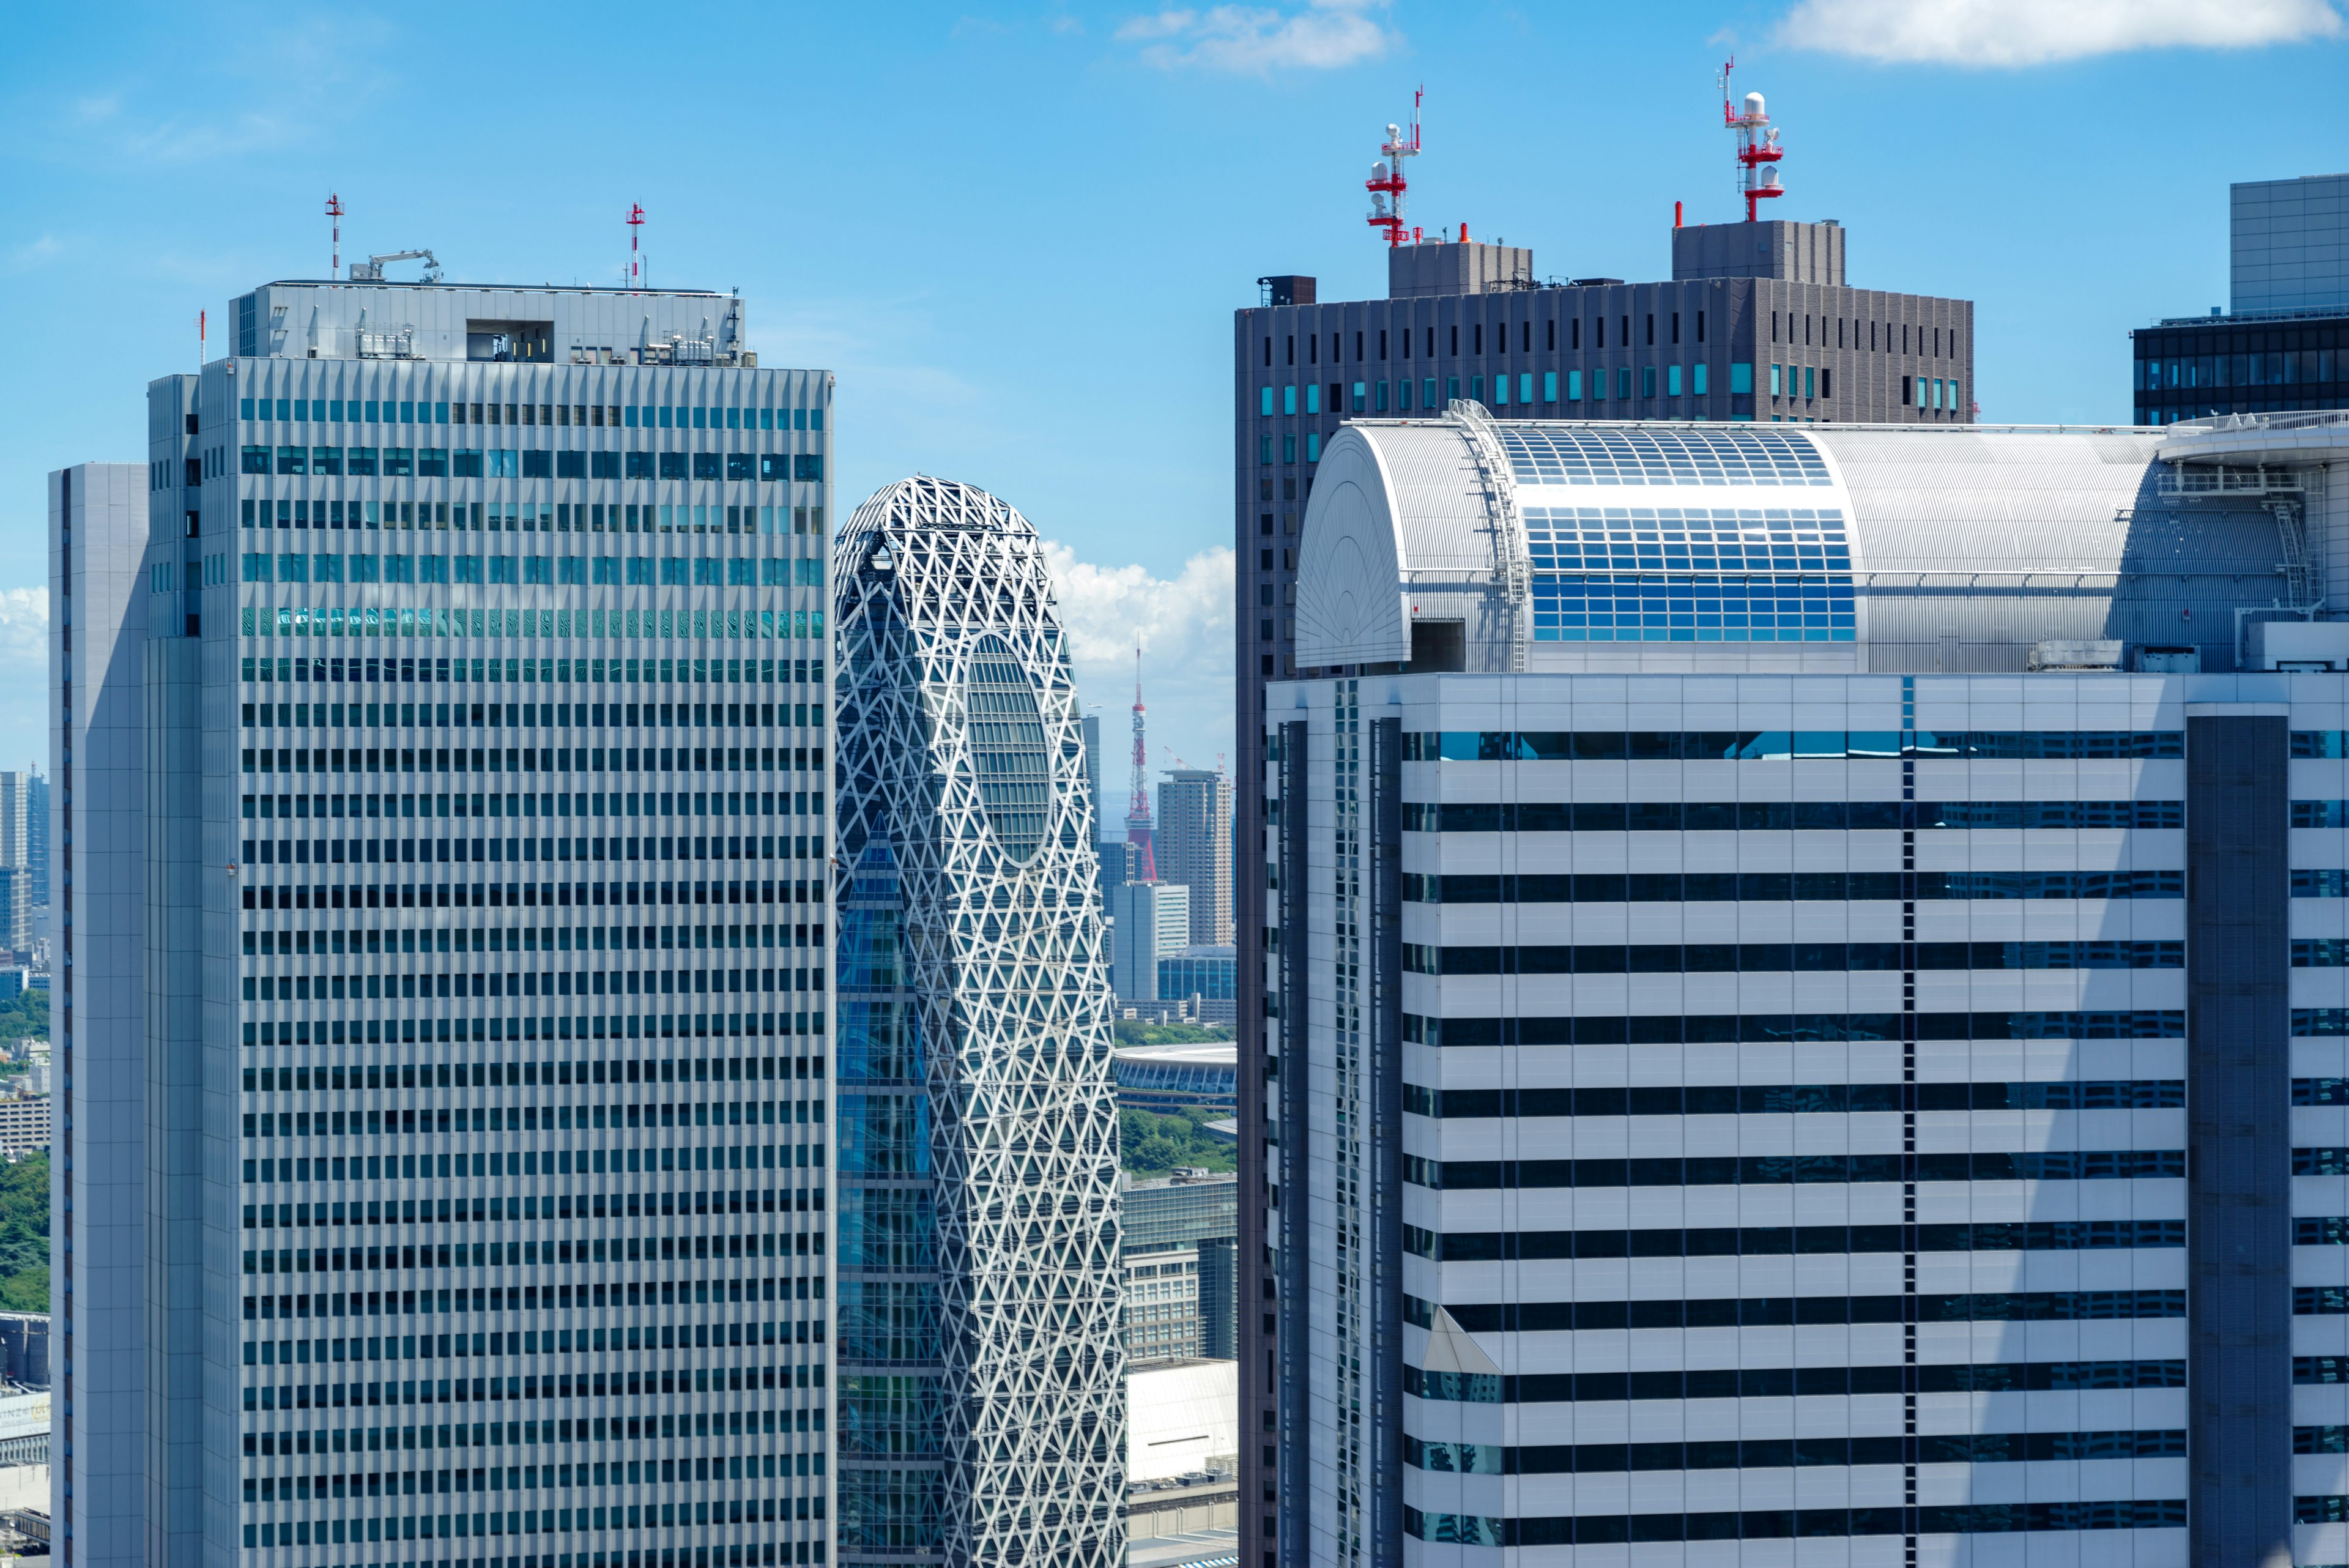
left=1718, top=59, right=1783, bottom=223
left=626, top=204, right=645, bottom=292
left=325, top=192, right=345, bottom=277
left=1365, top=87, right=1423, bottom=247
left=1126, top=645, right=1156, bottom=880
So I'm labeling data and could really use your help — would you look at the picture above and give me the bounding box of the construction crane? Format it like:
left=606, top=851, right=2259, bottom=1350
left=349, top=249, right=442, bottom=283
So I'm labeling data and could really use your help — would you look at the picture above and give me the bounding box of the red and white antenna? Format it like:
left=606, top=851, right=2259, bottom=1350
left=325, top=191, right=346, bottom=276
left=1126, top=644, right=1156, bottom=880
left=626, top=203, right=645, bottom=291
left=1718, top=59, right=1783, bottom=223
left=1365, top=87, right=1423, bottom=247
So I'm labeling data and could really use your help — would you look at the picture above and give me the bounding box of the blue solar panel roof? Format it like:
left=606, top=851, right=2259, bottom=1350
left=1497, top=426, right=1832, bottom=488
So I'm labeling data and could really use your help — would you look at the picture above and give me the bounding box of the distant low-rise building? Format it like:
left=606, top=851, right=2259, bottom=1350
left=0, top=1101, right=47, bottom=1159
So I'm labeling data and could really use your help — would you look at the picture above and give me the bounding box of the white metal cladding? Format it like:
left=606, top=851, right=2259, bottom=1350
left=831, top=477, right=1126, bottom=1568
left=1296, top=414, right=2318, bottom=674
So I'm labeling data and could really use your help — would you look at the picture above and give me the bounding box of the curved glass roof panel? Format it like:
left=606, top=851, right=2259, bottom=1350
left=1498, top=426, right=1832, bottom=488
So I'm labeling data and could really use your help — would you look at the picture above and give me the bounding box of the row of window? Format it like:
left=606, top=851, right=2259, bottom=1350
left=234, top=396, right=824, bottom=433
left=1401, top=1010, right=2183, bottom=1046
left=1258, top=367, right=1737, bottom=422
left=246, top=1408, right=825, bottom=1468
left=1405, top=1358, right=2184, bottom=1405
left=1390, top=1011, right=2180, bottom=1048
left=236, top=1007, right=828, bottom=1049
left=245, top=793, right=818, bottom=824
left=244, top=1057, right=821, bottom=1093
left=243, top=920, right=821, bottom=956
left=1422, top=1294, right=2183, bottom=1337
left=243, top=1449, right=823, bottom=1509
left=1407, top=1219, right=2186, bottom=1262
left=244, top=1187, right=823, bottom=1236
left=2133, top=349, right=2340, bottom=392
left=1397, top=871, right=2188, bottom=906
left=1401, top=728, right=2188, bottom=761
left=240, top=447, right=823, bottom=483
left=243, top=881, right=819, bottom=929
left=1406, top=939, right=2189, bottom=974
left=243, top=1230, right=820, bottom=1278
left=244, top=607, right=829, bottom=643
left=239, top=1492, right=826, bottom=1550
left=232, top=500, right=825, bottom=539
left=1409, top=1428, right=2186, bottom=1475
left=1263, top=315, right=1959, bottom=366
left=241, top=552, right=826, bottom=587
left=1408, top=1080, right=2184, bottom=1117
left=1405, top=799, right=2185, bottom=832
left=247, top=1318, right=815, bottom=1365
left=249, top=671, right=820, bottom=696
left=244, top=747, right=824, bottom=779
left=243, top=962, right=825, bottom=1003
left=1405, top=1502, right=2183, bottom=1547
left=1403, top=1151, right=2183, bottom=1191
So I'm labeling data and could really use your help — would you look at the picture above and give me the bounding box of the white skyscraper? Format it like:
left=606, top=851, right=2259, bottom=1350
left=831, top=477, right=1125, bottom=1568
left=1269, top=407, right=2349, bottom=1567
left=56, top=273, right=836, bottom=1567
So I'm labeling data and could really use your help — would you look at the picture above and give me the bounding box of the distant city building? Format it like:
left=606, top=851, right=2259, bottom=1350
left=22, top=774, right=43, bottom=913
left=1110, top=880, right=1190, bottom=1004
left=1082, top=713, right=1104, bottom=834
left=1155, top=769, right=1233, bottom=945
left=1121, top=1173, right=1237, bottom=1368
left=834, top=477, right=1126, bottom=1568
left=1096, top=835, right=1143, bottom=912
left=0, top=1099, right=46, bottom=1158
left=1153, top=944, right=1236, bottom=1025
left=0, top=1319, right=45, bottom=1390
left=0, top=776, right=28, bottom=954
left=2234, top=173, right=2349, bottom=314
left=2134, top=174, right=2349, bottom=424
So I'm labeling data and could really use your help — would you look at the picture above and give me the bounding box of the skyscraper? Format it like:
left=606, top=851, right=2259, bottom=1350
left=1154, top=768, right=1232, bottom=946
left=831, top=477, right=1125, bottom=1568
left=1271, top=406, right=2349, bottom=1566
left=1232, top=207, right=1979, bottom=1567
left=25, top=770, right=48, bottom=912
left=56, top=273, right=836, bottom=1568
left=0, top=773, right=31, bottom=953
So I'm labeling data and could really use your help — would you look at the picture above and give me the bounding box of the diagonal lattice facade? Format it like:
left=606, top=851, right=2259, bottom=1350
left=833, top=477, right=1125, bottom=1567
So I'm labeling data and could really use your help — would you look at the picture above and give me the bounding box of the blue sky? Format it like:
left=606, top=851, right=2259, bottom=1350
left=3, top=0, right=2345, bottom=816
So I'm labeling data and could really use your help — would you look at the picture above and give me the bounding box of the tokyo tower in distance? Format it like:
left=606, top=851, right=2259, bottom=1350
left=1126, top=644, right=1156, bottom=879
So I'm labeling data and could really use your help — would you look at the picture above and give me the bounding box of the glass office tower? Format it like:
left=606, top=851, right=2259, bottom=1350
left=54, top=274, right=835, bottom=1568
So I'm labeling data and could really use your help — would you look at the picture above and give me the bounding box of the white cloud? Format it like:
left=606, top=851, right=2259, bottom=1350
left=1775, top=0, right=2343, bottom=65
left=0, top=592, right=50, bottom=783
left=1042, top=541, right=1235, bottom=823
left=1118, top=0, right=1395, bottom=72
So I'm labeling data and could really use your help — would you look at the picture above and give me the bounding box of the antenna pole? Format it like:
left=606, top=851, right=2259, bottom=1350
left=627, top=204, right=645, bottom=293
left=1719, top=59, right=1784, bottom=223
left=1126, top=645, right=1156, bottom=880
left=198, top=309, right=206, bottom=370
left=325, top=192, right=345, bottom=277
left=1365, top=88, right=1423, bottom=247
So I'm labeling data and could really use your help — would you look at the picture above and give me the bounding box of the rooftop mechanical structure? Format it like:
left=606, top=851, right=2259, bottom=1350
left=833, top=477, right=1125, bottom=1568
